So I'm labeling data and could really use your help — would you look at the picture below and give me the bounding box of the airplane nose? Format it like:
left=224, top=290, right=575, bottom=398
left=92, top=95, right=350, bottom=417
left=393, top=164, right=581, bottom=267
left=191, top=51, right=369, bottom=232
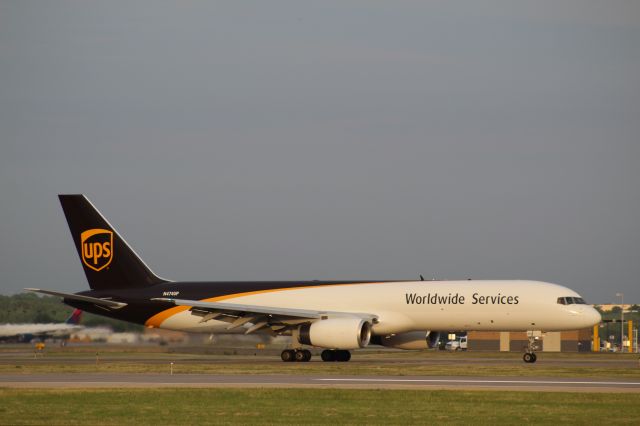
left=586, top=307, right=602, bottom=326
left=567, top=306, right=602, bottom=328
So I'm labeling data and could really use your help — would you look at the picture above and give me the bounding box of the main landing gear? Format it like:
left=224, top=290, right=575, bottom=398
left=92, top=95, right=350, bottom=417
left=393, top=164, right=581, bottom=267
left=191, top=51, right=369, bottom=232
left=320, top=349, right=351, bottom=362
left=523, top=334, right=538, bottom=363
left=281, top=349, right=312, bottom=362
left=280, top=349, right=352, bottom=362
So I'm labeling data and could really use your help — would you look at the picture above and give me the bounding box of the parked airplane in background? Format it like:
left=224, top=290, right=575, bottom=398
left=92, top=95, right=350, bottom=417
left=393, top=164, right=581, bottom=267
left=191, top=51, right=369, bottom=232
left=28, top=195, right=601, bottom=363
left=0, top=309, right=83, bottom=343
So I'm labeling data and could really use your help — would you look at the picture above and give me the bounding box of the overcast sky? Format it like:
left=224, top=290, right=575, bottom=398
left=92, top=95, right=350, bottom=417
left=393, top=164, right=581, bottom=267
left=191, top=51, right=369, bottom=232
left=1, top=1, right=638, bottom=303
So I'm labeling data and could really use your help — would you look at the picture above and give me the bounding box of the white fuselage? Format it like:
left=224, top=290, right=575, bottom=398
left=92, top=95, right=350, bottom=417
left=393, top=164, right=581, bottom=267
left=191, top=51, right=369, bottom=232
left=156, top=280, right=601, bottom=335
left=0, top=323, right=83, bottom=338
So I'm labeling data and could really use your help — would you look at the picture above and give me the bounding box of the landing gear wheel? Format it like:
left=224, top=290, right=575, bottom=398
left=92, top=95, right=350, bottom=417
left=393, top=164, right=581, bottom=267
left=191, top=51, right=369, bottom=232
left=295, top=349, right=312, bottom=362
left=320, top=349, right=352, bottom=362
left=523, top=352, right=537, bottom=363
left=321, top=349, right=335, bottom=362
left=336, top=350, right=351, bottom=362
left=281, top=349, right=296, bottom=362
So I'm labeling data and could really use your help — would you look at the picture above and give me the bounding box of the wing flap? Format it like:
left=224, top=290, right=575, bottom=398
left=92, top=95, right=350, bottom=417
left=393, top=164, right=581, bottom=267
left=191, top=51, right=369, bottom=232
left=152, top=298, right=323, bottom=319
left=151, top=298, right=378, bottom=325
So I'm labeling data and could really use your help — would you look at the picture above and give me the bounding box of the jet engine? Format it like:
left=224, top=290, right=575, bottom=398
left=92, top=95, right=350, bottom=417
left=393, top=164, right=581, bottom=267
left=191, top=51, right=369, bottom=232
left=371, top=331, right=441, bottom=349
left=297, top=318, right=372, bottom=349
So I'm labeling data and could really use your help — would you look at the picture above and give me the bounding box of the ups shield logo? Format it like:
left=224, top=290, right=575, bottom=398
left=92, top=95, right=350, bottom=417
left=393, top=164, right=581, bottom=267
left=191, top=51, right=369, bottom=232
left=81, top=229, right=113, bottom=272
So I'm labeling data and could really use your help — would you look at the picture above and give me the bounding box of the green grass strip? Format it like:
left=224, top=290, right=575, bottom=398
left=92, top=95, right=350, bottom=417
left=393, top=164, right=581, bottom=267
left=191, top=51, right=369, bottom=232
left=1, top=388, right=639, bottom=425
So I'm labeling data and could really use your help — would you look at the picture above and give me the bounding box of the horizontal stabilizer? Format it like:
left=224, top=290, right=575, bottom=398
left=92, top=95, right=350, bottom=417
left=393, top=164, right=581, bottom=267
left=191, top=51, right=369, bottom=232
left=25, top=288, right=128, bottom=309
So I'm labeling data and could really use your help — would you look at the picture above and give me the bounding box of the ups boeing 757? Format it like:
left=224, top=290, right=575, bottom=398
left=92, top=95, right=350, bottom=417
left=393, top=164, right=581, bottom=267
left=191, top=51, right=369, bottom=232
left=28, top=195, right=601, bottom=363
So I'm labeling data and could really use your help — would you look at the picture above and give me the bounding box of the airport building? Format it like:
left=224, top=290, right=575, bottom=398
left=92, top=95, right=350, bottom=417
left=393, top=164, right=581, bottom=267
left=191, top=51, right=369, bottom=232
left=467, top=329, right=593, bottom=352
left=467, top=319, right=637, bottom=353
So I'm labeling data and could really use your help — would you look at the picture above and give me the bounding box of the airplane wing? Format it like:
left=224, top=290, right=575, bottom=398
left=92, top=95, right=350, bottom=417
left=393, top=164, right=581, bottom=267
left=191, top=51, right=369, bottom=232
left=152, top=297, right=378, bottom=334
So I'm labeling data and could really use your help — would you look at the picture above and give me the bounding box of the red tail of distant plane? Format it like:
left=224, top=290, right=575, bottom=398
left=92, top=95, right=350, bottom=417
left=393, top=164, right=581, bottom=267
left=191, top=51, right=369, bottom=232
left=65, top=309, right=83, bottom=325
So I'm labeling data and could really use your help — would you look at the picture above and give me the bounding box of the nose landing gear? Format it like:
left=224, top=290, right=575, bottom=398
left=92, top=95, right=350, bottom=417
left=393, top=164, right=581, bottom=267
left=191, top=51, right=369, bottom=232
left=523, top=333, right=539, bottom=363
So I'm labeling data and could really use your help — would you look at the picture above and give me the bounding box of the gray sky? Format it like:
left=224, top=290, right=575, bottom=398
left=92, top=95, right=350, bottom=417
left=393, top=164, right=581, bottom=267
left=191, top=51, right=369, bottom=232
left=1, top=1, right=638, bottom=303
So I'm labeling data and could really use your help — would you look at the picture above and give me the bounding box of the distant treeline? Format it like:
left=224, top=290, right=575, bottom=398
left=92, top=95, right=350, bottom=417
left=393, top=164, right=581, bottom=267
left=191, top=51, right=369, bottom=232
left=596, top=304, right=640, bottom=321
left=0, top=293, right=143, bottom=332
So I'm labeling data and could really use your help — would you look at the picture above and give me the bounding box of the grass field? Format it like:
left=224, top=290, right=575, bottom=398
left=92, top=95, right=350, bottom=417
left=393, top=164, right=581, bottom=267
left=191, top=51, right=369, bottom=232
left=1, top=388, right=639, bottom=425
left=2, top=348, right=638, bottom=424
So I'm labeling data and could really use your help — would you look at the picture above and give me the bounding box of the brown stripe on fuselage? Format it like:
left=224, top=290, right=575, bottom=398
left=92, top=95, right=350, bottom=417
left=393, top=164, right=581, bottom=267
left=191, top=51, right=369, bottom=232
left=144, top=281, right=391, bottom=328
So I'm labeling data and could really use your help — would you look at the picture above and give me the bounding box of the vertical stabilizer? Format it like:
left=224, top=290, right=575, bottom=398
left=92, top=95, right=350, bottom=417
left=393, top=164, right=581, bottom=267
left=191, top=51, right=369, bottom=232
left=58, top=194, right=167, bottom=290
left=65, top=309, right=83, bottom=325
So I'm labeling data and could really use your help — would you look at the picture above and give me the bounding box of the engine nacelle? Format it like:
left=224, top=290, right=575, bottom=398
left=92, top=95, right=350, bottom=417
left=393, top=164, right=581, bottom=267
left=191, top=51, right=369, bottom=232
left=371, top=331, right=442, bottom=350
left=298, top=318, right=372, bottom=349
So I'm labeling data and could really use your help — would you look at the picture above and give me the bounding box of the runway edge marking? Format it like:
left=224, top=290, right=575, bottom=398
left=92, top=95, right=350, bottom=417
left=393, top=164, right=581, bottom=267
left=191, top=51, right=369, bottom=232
left=315, top=378, right=640, bottom=386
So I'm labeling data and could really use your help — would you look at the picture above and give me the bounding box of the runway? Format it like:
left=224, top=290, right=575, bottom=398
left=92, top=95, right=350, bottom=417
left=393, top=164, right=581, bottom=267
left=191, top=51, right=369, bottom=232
left=2, top=373, right=639, bottom=392
left=2, top=347, right=638, bottom=393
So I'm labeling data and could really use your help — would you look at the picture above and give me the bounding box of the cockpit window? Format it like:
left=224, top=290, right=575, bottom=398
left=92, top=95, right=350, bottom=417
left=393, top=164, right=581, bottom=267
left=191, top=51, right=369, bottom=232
left=557, top=297, right=586, bottom=305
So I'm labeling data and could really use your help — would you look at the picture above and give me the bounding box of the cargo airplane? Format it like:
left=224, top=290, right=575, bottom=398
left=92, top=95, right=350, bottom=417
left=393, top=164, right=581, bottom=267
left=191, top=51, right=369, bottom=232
left=28, top=195, right=601, bottom=363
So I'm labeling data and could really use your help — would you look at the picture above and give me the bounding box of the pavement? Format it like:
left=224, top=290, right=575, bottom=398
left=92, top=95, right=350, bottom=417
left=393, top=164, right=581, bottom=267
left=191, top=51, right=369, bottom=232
left=2, top=373, right=640, bottom=392
left=2, top=347, right=639, bottom=393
